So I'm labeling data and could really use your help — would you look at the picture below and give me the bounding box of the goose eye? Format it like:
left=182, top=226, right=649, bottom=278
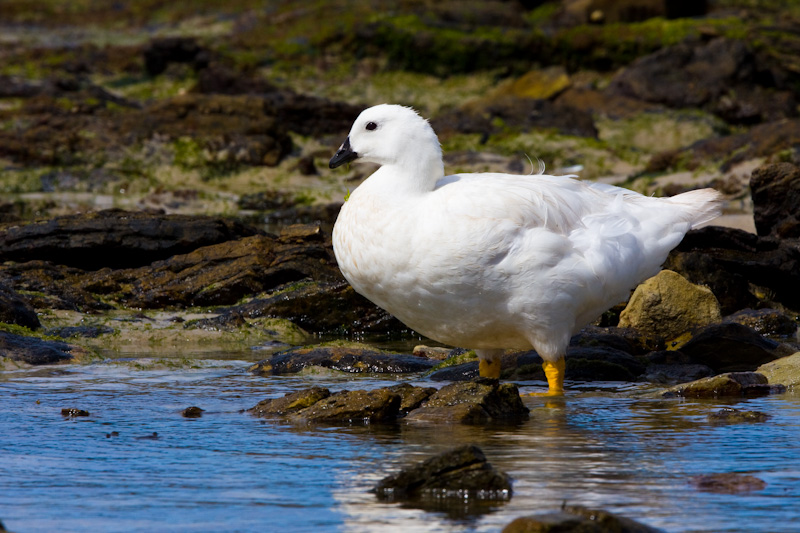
left=365, top=122, right=377, bottom=131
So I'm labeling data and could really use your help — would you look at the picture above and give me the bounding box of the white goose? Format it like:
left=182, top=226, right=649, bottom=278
left=329, top=104, right=721, bottom=395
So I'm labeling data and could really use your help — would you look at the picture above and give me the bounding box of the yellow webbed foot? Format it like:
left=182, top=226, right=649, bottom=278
left=478, top=357, right=502, bottom=379
left=526, top=358, right=565, bottom=396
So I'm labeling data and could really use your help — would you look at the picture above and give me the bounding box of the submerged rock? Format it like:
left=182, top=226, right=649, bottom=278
left=707, top=408, right=770, bottom=424
left=287, top=388, right=401, bottom=424
left=661, top=372, right=783, bottom=399
left=0, top=331, right=74, bottom=365
left=374, top=444, right=511, bottom=501
left=722, top=309, right=798, bottom=338
left=249, top=345, right=435, bottom=376
left=756, top=352, right=800, bottom=389
left=405, top=379, right=529, bottom=424
left=618, top=270, right=721, bottom=341
left=181, top=406, right=204, bottom=418
left=503, top=504, right=663, bottom=533
left=689, top=473, right=767, bottom=494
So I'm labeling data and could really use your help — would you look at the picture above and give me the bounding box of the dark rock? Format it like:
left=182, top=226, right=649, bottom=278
left=249, top=346, right=435, bottom=375
left=661, top=372, right=784, bottom=398
left=570, top=326, right=662, bottom=356
left=183, top=312, right=248, bottom=332
left=86, top=227, right=341, bottom=308
left=608, top=38, right=797, bottom=124
left=231, top=279, right=407, bottom=335
left=665, top=226, right=800, bottom=313
left=555, top=87, right=662, bottom=120
left=0, top=260, right=110, bottom=312
left=296, top=155, right=317, bottom=175
left=504, top=346, right=646, bottom=382
left=61, top=408, right=90, bottom=417
left=0, top=284, right=40, bottom=330
left=0, top=209, right=261, bottom=269
left=374, top=444, right=512, bottom=501
left=750, top=162, right=800, bottom=239
left=45, top=325, right=114, bottom=338
left=503, top=504, right=663, bottom=533
left=194, top=64, right=361, bottom=137
left=648, top=118, right=800, bottom=173
left=249, top=387, right=331, bottom=417
left=238, top=190, right=298, bottom=211
left=287, top=388, right=401, bottom=424
left=689, top=473, right=767, bottom=494
left=707, top=407, right=770, bottom=424
left=144, top=37, right=210, bottom=76
left=643, top=351, right=714, bottom=384
left=181, top=406, right=204, bottom=418
left=722, top=309, right=797, bottom=338
left=0, top=330, right=73, bottom=365
left=677, top=323, right=787, bottom=373
left=388, top=383, right=437, bottom=415
left=643, top=363, right=714, bottom=384
left=432, top=97, right=597, bottom=139
left=428, top=360, right=480, bottom=382
left=405, top=379, right=529, bottom=424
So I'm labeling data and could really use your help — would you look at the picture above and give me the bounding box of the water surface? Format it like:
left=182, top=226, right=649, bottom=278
left=2, top=355, right=799, bottom=532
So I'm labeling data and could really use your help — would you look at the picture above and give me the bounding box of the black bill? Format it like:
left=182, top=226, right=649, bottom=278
left=329, top=137, right=358, bottom=168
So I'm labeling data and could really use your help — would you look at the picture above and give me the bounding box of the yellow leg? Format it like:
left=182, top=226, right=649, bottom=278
left=528, top=358, right=565, bottom=396
left=478, top=358, right=502, bottom=379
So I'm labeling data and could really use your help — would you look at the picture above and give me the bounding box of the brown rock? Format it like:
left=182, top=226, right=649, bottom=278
left=661, top=372, right=783, bottom=398
left=405, top=379, right=529, bottom=424
left=249, top=387, right=331, bottom=417
left=503, top=504, right=663, bottom=533
left=750, top=162, right=800, bottom=239
left=249, top=346, right=435, bottom=375
left=689, top=473, right=767, bottom=494
left=288, top=388, right=401, bottom=424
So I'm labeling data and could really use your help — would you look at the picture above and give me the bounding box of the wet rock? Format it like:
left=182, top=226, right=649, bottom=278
left=643, top=351, right=714, bottom=384
left=181, top=406, right=204, bottom=418
left=230, top=280, right=407, bottom=335
left=82, top=225, right=342, bottom=309
left=389, top=383, right=437, bottom=415
left=428, top=360, right=480, bottom=382
left=503, top=504, right=662, bottom=533
left=46, top=325, right=114, bottom=339
left=676, top=323, right=789, bottom=373
left=708, top=408, right=770, bottom=424
left=505, top=346, right=646, bottom=382
left=756, top=352, right=800, bottom=389
left=405, top=379, right=529, bottom=424
left=183, top=312, right=248, bottom=332
left=0, top=209, right=261, bottom=269
left=722, top=309, right=797, bottom=338
left=618, top=270, right=721, bottom=341
left=249, top=345, right=435, bottom=376
left=0, top=331, right=73, bottom=365
left=61, top=408, right=90, bottom=417
left=665, top=226, right=800, bottom=313
left=374, top=444, right=512, bottom=501
left=288, top=388, right=401, bottom=424
left=0, top=284, right=40, bottom=330
left=750, top=162, right=800, bottom=239
left=570, top=326, right=662, bottom=356
left=144, top=37, right=210, bottom=76
left=607, top=37, right=797, bottom=124
left=689, top=473, right=767, bottom=494
left=249, top=387, right=332, bottom=417
left=0, top=260, right=110, bottom=312
left=412, top=345, right=453, bottom=360
left=661, top=372, right=782, bottom=399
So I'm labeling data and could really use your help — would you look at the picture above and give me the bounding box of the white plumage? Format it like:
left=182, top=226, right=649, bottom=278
left=329, top=104, right=722, bottom=394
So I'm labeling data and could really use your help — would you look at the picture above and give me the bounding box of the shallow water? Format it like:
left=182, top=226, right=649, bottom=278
left=2, top=354, right=800, bottom=533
